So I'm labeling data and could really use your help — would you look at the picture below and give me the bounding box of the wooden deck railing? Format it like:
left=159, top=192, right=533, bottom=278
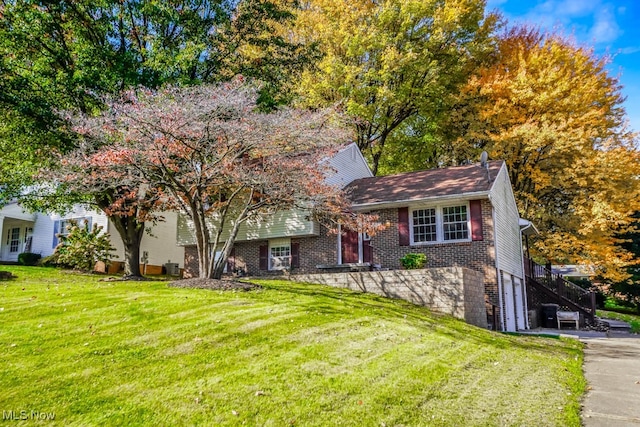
left=524, top=257, right=596, bottom=324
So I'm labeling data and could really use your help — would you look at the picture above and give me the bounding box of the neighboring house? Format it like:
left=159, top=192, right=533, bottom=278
left=179, top=144, right=532, bottom=332
left=551, top=264, right=593, bottom=281
left=0, top=203, right=184, bottom=274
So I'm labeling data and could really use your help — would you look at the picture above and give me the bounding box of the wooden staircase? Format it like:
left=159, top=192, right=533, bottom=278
left=525, top=258, right=596, bottom=324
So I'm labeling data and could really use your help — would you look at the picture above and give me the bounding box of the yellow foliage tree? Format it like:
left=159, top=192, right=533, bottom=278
left=443, top=27, right=640, bottom=280
left=292, top=0, right=497, bottom=175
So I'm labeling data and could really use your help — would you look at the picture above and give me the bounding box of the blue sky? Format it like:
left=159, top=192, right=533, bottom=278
left=486, top=0, right=640, bottom=134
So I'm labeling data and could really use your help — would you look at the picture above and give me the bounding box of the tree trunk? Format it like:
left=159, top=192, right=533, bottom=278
left=191, top=206, right=212, bottom=279
left=212, top=255, right=226, bottom=280
left=108, top=215, right=145, bottom=278
left=94, top=194, right=145, bottom=278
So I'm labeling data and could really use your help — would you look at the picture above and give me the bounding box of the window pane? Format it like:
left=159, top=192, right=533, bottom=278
left=412, top=208, right=436, bottom=242
left=270, top=245, right=291, bottom=269
left=443, top=206, right=468, bottom=240
left=9, top=228, right=20, bottom=253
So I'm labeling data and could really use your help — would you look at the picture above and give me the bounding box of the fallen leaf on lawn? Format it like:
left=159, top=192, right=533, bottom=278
left=255, top=390, right=265, bottom=396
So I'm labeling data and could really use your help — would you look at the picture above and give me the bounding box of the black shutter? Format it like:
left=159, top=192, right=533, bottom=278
left=259, top=244, right=269, bottom=270
left=470, top=200, right=483, bottom=241
left=291, top=242, right=300, bottom=269
left=398, top=207, right=410, bottom=246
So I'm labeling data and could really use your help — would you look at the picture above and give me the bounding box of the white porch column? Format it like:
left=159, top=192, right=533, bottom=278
left=0, top=216, right=5, bottom=261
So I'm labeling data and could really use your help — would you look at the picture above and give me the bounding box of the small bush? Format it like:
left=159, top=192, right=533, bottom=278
left=18, top=252, right=42, bottom=266
left=400, top=253, right=427, bottom=269
left=49, top=220, right=116, bottom=271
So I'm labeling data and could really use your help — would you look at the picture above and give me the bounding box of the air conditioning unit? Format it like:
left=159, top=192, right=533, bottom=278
left=165, top=263, right=180, bottom=276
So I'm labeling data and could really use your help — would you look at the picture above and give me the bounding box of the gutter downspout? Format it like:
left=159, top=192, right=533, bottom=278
left=520, top=226, right=530, bottom=330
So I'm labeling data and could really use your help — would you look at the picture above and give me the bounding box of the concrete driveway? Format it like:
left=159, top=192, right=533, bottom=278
left=581, top=336, right=640, bottom=426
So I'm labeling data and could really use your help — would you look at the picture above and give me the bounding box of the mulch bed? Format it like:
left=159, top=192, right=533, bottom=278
left=168, top=278, right=260, bottom=291
left=0, top=271, right=15, bottom=280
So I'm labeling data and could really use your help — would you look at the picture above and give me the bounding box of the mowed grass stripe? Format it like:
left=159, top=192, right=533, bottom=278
left=0, top=267, right=584, bottom=426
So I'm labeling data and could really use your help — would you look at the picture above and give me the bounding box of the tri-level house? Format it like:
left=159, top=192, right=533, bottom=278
left=0, top=143, right=534, bottom=331
left=179, top=144, right=534, bottom=332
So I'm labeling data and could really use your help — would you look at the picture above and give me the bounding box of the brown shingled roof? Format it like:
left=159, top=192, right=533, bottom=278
left=345, top=161, right=504, bottom=206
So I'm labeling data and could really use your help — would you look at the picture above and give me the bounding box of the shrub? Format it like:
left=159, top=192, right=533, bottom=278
left=400, top=253, right=427, bottom=269
left=18, top=252, right=42, bottom=266
left=49, top=220, right=116, bottom=271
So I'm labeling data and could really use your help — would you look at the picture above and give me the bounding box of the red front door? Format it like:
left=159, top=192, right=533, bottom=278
left=341, top=230, right=359, bottom=263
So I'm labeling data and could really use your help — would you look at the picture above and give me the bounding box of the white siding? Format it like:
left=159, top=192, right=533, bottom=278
left=490, top=164, right=525, bottom=279
left=108, top=211, right=184, bottom=268
left=324, top=143, right=373, bottom=187
left=32, top=206, right=107, bottom=257
left=177, top=209, right=318, bottom=247
left=0, top=203, right=37, bottom=221
left=30, top=206, right=109, bottom=258
left=0, top=203, right=37, bottom=260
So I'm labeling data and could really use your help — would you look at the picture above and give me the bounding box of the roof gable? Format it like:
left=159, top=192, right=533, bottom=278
left=346, top=161, right=504, bottom=206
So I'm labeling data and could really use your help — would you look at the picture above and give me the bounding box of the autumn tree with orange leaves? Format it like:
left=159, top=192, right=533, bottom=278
left=60, top=81, right=382, bottom=279
left=436, top=27, right=640, bottom=280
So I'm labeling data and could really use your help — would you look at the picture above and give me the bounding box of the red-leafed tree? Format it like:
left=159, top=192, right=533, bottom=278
left=58, top=80, right=381, bottom=279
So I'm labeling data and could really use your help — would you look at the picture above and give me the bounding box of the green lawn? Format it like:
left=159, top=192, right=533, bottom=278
left=1, top=266, right=585, bottom=426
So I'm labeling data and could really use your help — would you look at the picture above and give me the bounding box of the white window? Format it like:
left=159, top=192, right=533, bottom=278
left=59, top=217, right=92, bottom=236
left=442, top=205, right=469, bottom=241
left=8, top=228, right=20, bottom=253
left=412, top=208, right=437, bottom=242
left=410, top=204, right=470, bottom=244
left=269, top=238, right=291, bottom=270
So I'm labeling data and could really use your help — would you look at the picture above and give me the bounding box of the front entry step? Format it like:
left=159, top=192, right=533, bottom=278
left=600, top=319, right=632, bottom=334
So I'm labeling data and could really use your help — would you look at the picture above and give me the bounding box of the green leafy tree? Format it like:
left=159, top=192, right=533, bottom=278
left=0, top=0, right=313, bottom=277
left=607, top=213, right=640, bottom=312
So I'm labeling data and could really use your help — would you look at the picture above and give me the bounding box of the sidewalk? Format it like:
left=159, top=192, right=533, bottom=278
left=581, top=335, right=640, bottom=426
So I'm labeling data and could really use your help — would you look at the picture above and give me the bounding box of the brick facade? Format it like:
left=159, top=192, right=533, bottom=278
left=184, top=200, right=498, bottom=285
left=182, top=199, right=501, bottom=327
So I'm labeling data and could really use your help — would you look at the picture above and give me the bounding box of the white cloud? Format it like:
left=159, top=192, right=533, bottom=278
left=619, top=46, right=640, bottom=55
left=506, top=0, right=623, bottom=46
left=555, top=0, right=599, bottom=16
left=589, top=6, right=622, bottom=43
